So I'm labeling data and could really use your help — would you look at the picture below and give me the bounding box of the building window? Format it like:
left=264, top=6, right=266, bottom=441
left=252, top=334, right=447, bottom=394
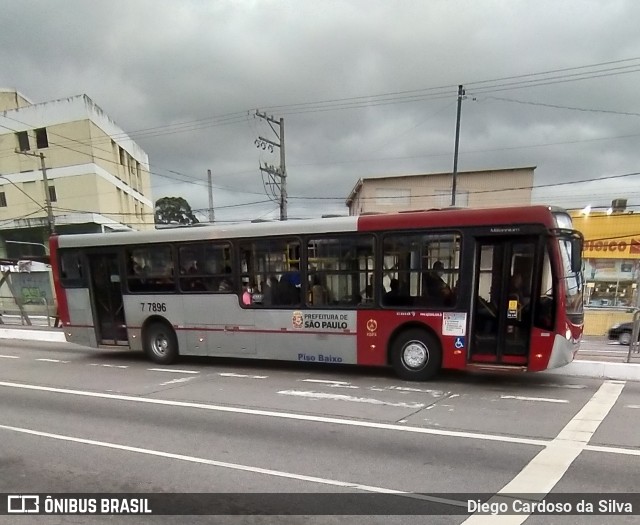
left=48, top=185, right=57, bottom=203
left=35, top=128, right=49, bottom=149
left=584, top=258, right=638, bottom=307
left=0, top=192, right=7, bottom=207
left=16, top=131, right=30, bottom=151
left=119, top=147, right=125, bottom=165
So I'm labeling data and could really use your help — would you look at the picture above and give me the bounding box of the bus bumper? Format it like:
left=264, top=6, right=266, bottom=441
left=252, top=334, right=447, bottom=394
left=546, top=334, right=577, bottom=370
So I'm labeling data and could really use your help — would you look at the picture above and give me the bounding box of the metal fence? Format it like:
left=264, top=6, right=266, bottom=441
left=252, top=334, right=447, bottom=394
left=626, top=309, right=640, bottom=363
left=0, top=295, right=58, bottom=327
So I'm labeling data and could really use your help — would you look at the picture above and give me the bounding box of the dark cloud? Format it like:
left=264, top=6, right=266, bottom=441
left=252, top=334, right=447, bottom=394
left=2, top=0, right=640, bottom=221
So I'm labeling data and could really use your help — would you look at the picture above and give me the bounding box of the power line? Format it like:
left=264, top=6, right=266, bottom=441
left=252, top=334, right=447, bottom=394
left=2, top=56, right=640, bottom=213
left=483, top=95, right=640, bottom=117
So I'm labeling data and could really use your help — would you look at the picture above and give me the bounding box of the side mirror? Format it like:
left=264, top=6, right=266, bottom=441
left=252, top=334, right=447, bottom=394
left=570, top=237, right=583, bottom=274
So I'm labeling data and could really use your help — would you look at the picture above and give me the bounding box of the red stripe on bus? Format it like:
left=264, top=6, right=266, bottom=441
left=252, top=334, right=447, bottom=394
left=66, top=324, right=356, bottom=337
left=49, top=235, right=70, bottom=327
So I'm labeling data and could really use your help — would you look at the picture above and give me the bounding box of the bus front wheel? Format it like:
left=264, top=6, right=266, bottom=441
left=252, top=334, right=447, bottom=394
left=391, top=329, right=441, bottom=381
left=144, top=321, right=179, bottom=365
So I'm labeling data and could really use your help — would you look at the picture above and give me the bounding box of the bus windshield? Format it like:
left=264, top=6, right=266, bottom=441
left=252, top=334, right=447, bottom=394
left=557, top=233, right=584, bottom=323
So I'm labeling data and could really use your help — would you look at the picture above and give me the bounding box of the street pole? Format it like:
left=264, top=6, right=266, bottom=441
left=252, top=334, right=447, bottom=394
left=279, top=117, right=287, bottom=221
left=451, top=84, right=465, bottom=207
left=207, top=169, right=215, bottom=223
left=14, top=150, right=55, bottom=235
left=39, top=152, right=55, bottom=235
left=255, top=111, right=287, bottom=221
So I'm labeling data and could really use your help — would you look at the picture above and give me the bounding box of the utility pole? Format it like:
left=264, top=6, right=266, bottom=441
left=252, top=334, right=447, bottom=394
left=207, top=169, right=215, bottom=223
left=451, top=84, right=465, bottom=207
left=255, top=111, right=287, bottom=220
left=15, top=150, right=55, bottom=235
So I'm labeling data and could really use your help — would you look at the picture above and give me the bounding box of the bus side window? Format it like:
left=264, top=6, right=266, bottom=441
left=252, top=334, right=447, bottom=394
left=306, top=235, right=374, bottom=309
left=127, top=246, right=175, bottom=293
left=239, top=239, right=301, bottom=307
left=382, top=233, right=460, bottom=309
left=59, top=250, right=85, bottom=287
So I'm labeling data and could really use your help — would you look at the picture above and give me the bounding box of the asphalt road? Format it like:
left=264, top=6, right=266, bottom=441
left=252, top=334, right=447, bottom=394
left=0, top=338, right=639, bottom=524
left=576, top=336, right=635, bottom=362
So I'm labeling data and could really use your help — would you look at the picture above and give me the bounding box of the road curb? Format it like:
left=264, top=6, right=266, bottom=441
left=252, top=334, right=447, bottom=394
left=545, top=360, right=640, bottom=382
left=0, top=327, right=66, bottom=343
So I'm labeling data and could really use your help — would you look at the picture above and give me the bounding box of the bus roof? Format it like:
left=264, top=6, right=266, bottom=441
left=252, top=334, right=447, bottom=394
left=57, top=215, right=359, bottom=248
left=55, top=205, right=564, bottom=249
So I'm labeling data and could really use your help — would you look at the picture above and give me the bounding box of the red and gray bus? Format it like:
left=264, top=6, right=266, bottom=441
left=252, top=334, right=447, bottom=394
left=50, top=205, right=584, bottom=380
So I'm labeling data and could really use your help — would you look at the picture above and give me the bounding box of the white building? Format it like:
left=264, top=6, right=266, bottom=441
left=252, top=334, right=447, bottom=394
left=0, top=90, right=154, bottom=258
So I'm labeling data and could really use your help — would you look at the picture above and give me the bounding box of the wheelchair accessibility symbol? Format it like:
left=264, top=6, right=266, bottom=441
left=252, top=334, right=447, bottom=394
left=454, top=337, right=465, bottom=349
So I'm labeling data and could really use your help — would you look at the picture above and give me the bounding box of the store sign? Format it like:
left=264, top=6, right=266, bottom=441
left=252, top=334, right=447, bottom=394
left=583, top=237, right=640, bottom=259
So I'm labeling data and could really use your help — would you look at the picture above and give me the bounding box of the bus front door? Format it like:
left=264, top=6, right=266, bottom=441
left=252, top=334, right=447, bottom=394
left=88, top=253, right=128, bottom=345
left=470, top=238, right=537, bottom=365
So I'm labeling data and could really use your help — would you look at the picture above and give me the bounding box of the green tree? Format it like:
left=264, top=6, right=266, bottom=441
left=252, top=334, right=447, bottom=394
left=154, top=196, right=199, bottom=225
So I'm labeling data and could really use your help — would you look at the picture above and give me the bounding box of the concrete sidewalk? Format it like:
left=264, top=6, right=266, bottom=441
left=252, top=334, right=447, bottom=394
left=0, top=325, right=66, bottom=342
left=1, top=325, right=639, bottom=382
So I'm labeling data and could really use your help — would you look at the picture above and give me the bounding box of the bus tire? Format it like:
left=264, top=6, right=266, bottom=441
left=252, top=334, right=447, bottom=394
left=391, top=328, right=441, bottom=381
left=144, top=321, right=179, bottom=365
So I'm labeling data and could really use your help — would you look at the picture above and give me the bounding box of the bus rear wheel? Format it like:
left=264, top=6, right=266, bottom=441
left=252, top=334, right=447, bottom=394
left=391, top=329, right=441, bottom=381
left=144, top=321, right=179, bottom=365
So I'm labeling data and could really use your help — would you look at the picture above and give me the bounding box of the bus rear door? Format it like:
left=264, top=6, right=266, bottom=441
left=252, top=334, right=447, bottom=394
left=470, top=237, right=537, bottom=366
left=87, top=252, right=128, bottom=346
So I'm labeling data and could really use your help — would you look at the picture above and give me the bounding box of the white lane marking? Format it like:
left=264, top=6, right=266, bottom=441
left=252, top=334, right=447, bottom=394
left=278, top=390, right=425, bottom=409
left=0, top=423, right=467, bottom=509
left=0, top=355, right=19, bottom=359
left=302, top=379, right=351, bottom=385
left=585, top=444, right=640, bottom=456
left=147, top=368, right=199, bottom=374
left=218, top=373, right=268, bottom=379
left=463, top=380, right=626, bottom=525
left=500, top=395, right=568, bottom=404
left=625, top=405, right=640, bottom=409
left=537, top=383, right=587, bottom=389
left=160, top=377, right=196, bottom=387
left=89, top=364, right=129, bottom=369
left=36, top=358, right=69, bottom=363
left=385, top=386, right=445, bottom=395
left=0, top=381, right=547, bottom=447
left=300, top=379, right=359, bottom=389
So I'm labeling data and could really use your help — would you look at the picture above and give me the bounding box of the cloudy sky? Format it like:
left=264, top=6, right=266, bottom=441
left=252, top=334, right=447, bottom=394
left=2, top=0, right=640, bottom=223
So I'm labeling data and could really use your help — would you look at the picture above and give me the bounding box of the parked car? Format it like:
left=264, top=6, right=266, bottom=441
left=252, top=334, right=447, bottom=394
left=607, top=322, right=637, bottom=345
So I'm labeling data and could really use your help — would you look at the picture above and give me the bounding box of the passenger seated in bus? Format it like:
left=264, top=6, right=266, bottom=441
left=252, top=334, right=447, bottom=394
left=187, top=278, right=207, bottom=292
left=424, top=261, right=453, bottom=306
left=262, top=275, right=279, bottom=305
left=278, top=275, right=299, bottom=305
left=242, top=281, right=254, bottom=305
left=218, top=278, right=232, bottom=292
left=509, top=273, right=529, bottom=306
left=362, top=275, right=374, bottom=303
left=309, top=276, right=327, bottom=306
left=383, top=278, right=401, bottom=306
